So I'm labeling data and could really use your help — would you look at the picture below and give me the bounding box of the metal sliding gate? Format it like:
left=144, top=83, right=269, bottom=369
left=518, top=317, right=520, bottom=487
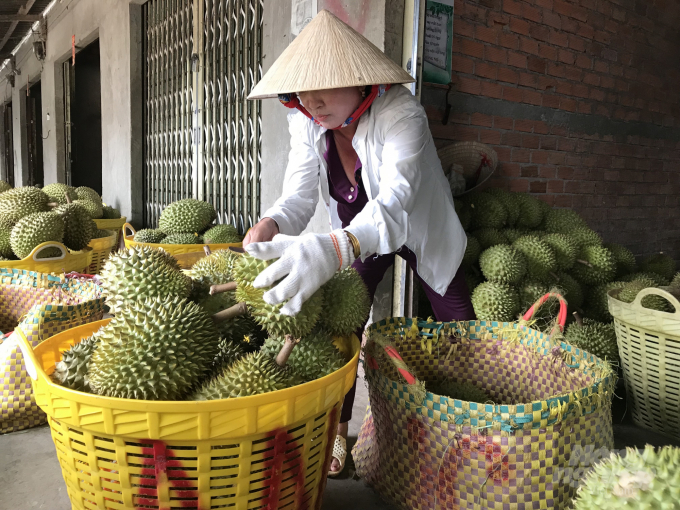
left=143, top=0, right=262, bottom=231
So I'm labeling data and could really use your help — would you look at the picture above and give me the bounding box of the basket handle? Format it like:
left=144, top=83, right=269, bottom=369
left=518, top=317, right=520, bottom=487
left=30, top=242, right=67, bottom=261
left=13, top=328, right=44, bottom=382
left=631, top=287, right=680, bottom=317
left=123, top=222, right=136, bottom=237
left=366, top=343, right=417, bottom=385
left=522, top=292, right=568, bottom=331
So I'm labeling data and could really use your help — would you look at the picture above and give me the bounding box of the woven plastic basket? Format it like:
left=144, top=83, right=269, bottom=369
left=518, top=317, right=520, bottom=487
left=0, top=270, right=103, bottom=433
left=608, top=287, right=680, bottom=439
left=15, top=320, right=360, bottom=509
left=123, top=223, right=242, bottom=269
left=0, top=241, right=93, bottom=274
left=353, top=296, right=615, bottom=510
left=94, top=216, right=126, bottom=246
left=86, top=230, right=117, bottom=274
left=437, top=141, right=498, bottom=196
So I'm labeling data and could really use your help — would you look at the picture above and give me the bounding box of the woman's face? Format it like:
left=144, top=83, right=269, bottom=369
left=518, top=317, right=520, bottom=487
left=298, top=87, right=363, bottom=129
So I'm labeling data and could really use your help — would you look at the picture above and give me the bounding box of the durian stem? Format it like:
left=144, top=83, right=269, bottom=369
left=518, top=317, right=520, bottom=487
left=210, top=282, right=237, bottom=295
left=203, top=246, right=212, bottom=256
left=275, top=335, right=299, bottom=367
left=47, top=202, right=58, bottom=208
left=212, top=301, right=247, bottom=323
left=573, top=311, right=583, bottom=326
left=576, top=259, right=593, bottom=268
left=65, top=195, right=72, bottom=204
left=550, top=272, right=560, bottom=281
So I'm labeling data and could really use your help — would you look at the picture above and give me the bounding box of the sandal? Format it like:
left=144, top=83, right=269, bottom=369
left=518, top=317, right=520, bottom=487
left=327, top=435, right=347, bottom=477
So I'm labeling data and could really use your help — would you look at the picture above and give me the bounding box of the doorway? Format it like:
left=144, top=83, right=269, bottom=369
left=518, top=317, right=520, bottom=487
left=63, top=39, right=102, bottom=193
left=3, top=103, right=13, bottom=186
left=26, top=81, right=44, bottom=187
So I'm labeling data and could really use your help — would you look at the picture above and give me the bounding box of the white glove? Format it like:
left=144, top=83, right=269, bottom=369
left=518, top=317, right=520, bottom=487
left=245, top=229, right=355, bottom=316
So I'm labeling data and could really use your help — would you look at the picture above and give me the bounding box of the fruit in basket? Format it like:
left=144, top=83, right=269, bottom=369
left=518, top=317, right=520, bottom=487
left=54, top=203, right=95, bottom=251
left=203, top=224, right=243, bottom=244
left=73, top=198, right=103, bottom=219
left=100, top=246, right=192, bottom=313
left=473, top=228, right=508, bottom=250
left=0, top=180, right=11, bottom=194
left=427, top=378, right=492, bottom=403
left=43, top=183, right=77, bottom=205
left=465, top=192, right=507, bottom=229
left=514, top=193, right=544, bottom=229
left=565, top=318, right=618, bottom=363
left=479, top=245, right=526, bottom=285
left=671, top=272, right=680, bottom=288
left=0, top=187, right=49, bottom=228
left=0, top=227, right=12, bottom=259
left=212, top=337, right=246, bottom=372
left=571, top=245, right=616, bottom=285
left=641, top=253, right=676, bottom=281
left=159, top=198, right=216, bottom=234
left=101, top=205, right=121, bottom=219
left=10, top=211, right=65, bottom=259
left=319, top=268, right=371, bottom=336
left=53, top=335, right=99, bottom=392
left=88, top=297, right=219, bottom=400
left=161, top=232, right=203, bottom=245
left=133, top=228, right=166, bottom=244
left=542, top=233, right=578, bottom=271
left=192, top=351, right=301, bottom=400
left=262, top=329, right=346, bottom=382
left=75, top=186, right=102, bottom=204
left=620, top=271, right=669, bottom=286
left=198, top=291, right=255, bottom=340
left=192, top=249, right=240, bottom=283
left=485, top=188, right=519, bottom=226
left=233, top=254, right=324, bottom=338
left=471, top=281, right=520, bottom=322
left=604, top=243, right=637, bottom=276
left=92, top=229, right=113, bottom=239
left=618, top=278, right=675, bottom=312
left=513, top=236, right=557, bottom=282
left=571, top=445, right=680, bottom=510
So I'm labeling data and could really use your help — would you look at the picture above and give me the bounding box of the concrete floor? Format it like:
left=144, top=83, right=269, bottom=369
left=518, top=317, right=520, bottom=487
left=2, top=376, right=680, bottom=510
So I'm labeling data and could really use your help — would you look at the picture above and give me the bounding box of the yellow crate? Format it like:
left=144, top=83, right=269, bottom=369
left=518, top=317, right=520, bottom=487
left=16, top=320, right=360, bottom=510
left=0, top=242, right=93, bottom=274
left=85, top=231, right=117, bottom=274
left=94, top=217, right=126, bottom=246
left=122, top=223, right=242, bottom=269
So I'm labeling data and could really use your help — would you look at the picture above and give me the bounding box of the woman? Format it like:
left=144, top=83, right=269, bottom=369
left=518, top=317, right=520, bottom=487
left=244, top=10, right=475, bottom=475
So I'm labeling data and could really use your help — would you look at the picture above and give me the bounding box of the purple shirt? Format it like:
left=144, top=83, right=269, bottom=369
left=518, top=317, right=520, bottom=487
left=323, top=132, right=369, bottom=228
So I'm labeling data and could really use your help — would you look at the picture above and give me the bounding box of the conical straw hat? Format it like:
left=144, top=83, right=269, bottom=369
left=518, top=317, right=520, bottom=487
left=248, top=10, right=414, bottom=99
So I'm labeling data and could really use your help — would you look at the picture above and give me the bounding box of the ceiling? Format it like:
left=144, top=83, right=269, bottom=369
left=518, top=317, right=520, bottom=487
left=0, top=0, right=53, bottom=62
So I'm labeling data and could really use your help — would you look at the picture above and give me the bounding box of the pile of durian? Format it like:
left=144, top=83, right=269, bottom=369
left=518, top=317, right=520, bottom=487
left=0, top=181, right=120, bottom=261
left=52, top=245, right=371, bottom=401
left=449, top=188, right=679, bottom=365
left=133, top=198, right=243, bottom=245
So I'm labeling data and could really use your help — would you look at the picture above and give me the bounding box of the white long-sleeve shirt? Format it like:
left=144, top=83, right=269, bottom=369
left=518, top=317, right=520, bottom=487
left=263, top=85, right=467, bottom=296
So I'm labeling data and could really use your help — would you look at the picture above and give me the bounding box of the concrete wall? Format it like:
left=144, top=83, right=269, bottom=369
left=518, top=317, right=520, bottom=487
left=0, top=0, right=144, bottom=225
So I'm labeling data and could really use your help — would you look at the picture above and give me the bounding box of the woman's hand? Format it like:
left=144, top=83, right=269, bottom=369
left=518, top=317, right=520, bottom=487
left=243, top=217, right=280, bottom=248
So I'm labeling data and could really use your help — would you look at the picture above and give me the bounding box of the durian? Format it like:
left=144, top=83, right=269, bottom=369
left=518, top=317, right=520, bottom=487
left=428, top=378, right=492, bottom=403
left=133, top=229, right=166, bottom=244
left=618, top=278, right=674, bottom=312
left=542, top=233, right=578, bottom=270
left=502, top=228, right=530, bottom=244
left=0, top=227, right=12, bottom=259
left=159, top=199, right=215, bottom=234
left=462, top=235, right=481, bottom=269
left=568, top=226, right=602, bottom=247
left=43, top=183, right=77, bottom=205
left=641, top=253, right=676, bottom=281
left=621, top=272, right=669, bottom=286
left=319, top=268, right=370, bottom=336
left=464, top=270, right=483, bottom=293
left=212, top=337, right=246, bottom=372
left=54, top=203, right=95, bottom=251
left=191, top=249, right=240, bottom=283
left=99, top=246, right=192, bottom=313
left=514, top=193, right=544, bottom=229
left=88, top=297, right=219, bottom=400
left=75, top=186, right=102, bottom=204
left=9, top=212, right=65, bottom=259
left=466, top=192, right=507, bottom=229
left=0, top=181, right=11, bottom=194
left=0, top=187, right=49, bottom=228
left=513, top=235, right=557, bottom=282
left=73, top=199, right=103, bottom=219
left=565, top=318, right=618, bottom=363
left=479, top=245, right=526, bottom=284
left=604, top=242, right=637, bottom=276
left=583, top=281, right=624, bottom=322
left=571, top=245, right=616, bottom=285
left=92, top=229, right=114, bottom=239
left=473, top=228, right=508, bottom=250
left=161, top=233, right=203, bottom=245
left=203, top=224, right=243, bottom=244
left=471, top=281, right=520, bottom=322
left=101, top=205, right=121, bottom=219
left=52, top=335, right=99, bottom=392
left=542, top=208, right=587, bottom=233
left=519, top=280, right=548, bottom=313
left=485, top=188, right=520, bottom=226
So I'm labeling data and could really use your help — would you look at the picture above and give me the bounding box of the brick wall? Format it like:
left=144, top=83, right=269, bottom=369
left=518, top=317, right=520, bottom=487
left=422, top=0, right=680, bottom=259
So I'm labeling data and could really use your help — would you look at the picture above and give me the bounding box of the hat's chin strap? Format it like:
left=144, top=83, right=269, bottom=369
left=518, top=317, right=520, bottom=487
left=278, top=84, right=391, bottom=129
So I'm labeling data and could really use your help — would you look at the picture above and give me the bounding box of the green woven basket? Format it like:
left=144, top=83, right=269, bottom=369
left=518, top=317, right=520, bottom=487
left=353, top=314, right=616, bottom=510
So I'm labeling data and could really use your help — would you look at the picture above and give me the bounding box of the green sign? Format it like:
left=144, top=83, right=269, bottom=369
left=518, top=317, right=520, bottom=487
left=423, top=0, right=454, bottom=85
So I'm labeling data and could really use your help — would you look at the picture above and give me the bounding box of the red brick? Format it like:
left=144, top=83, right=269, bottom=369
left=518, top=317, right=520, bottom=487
left=534, top=121, right=549, bottom=135
left=547, top=63, right=565, bottom=78
left=475, top=26, right=498, bottom=44
left=583, top=72, right=600, bottom=86
left=512, top=148, right=531, bottom=162
left=561, top=16, right=579, bottom=34
left=538, top=76, right=557, bottom=90
left=480, top=129, right=502, bottom=144
left=523, top=89, right=542, bottom=105
left=530, top=181, right=547, bottom=194
left=557, top=166, right=574, bottom=179
left=558, top=139, right=576, bottom=152
left=530, top=25, right=550, bottom=42
left=498, top=67, right=519, bottom=84
left=576, top=54, right=592, bottom=68
left=539, top=166, right=556, bottom=178
left=535, top=0, right=552, bottom=8
left=499, top=32, right=519, bottom=49
left=543, top=9, right=561, bottom=29
left=603, top=48, right=618, bottom=61
left=488, top=12, right=511, bottom=26
left=502, top=86, right=523, bottom=102
left=481, top=80, right=503, bottom=99
left=558, top=49, right=575, bottom=64
left=568, top=35, right=586, bottom=52
left=476, top=62, right=498, bottom=79
left=458, top=76, right=482, bottom=95
left=460, top=39, right=485, bottom=59
left=547, top=179, right=565, bottom=193
left=485, top=46, right=508, bottom=64
left=594, top=30, right=611, bottom=45
left=503, top=0, right=522, bottom=15
left=528, top=56, right=547, bottom=73
left=451, top=55, right=475, bottom=74
left=452, top=126, right=480, bottom=142
left=462, top=2, right=487, bottom=22
left=605, top=18, right=619, bottom=33
left=560, top=98, right=577, bottom=112
left=519, top=73, right=538, bottom=88
left=555, top=80, right=572, bottom=95
left=494, top=116, right=514, bottom=130
left=565, top=66, right=583, bottom=81
left=542, top=94, right=561, bottom=108
left=501, top=132, right=522, bottom=146
left=522, top=4, right=542, bottom=22
left=578, top=101, right=592, bottom=114
left=453, top=18, right=475, bottom=38
left=519, top=37, right=539, bottom=55
left=508, top=51, right=528, bottom=70
left=547, top=151, right=566, bottom=165
left=521, top=165, right=539, bottom=177
left=589, top=88, right=605, bottom=101
left=470, top=113, right=493, bottom=127
left=595, top=103, right=610, bottom=116
left=594, top=60, right=609, bottom=73
left=600, top=76, right=615, bottom=89
left=538, top=43, right=558, bottom=60
left=554, top=0, right=588, bottom=22
left=576, top=23, right=595, bottom=40
left=515, top=119, right=533, bottom=132
left=510, top=17, right=530, bottom=35
left=550, top=30, right=569, bottom=47
left=522, top=134, right=540, bottom=148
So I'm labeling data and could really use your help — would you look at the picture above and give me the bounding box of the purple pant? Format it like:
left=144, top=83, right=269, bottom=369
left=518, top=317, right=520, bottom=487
left=339, top=247, right=475, bottom=423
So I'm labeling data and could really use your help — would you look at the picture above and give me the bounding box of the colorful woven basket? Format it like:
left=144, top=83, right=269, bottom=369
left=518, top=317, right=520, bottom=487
left=353, top=297, right=615, bottom=510
left=608, top=286, right=680, bottom=439
left=0, top=269, right=104, bottom=433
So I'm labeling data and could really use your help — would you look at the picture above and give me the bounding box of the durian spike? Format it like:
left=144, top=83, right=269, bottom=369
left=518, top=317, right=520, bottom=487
left=573, top=311, right=583, bottom=326
left=203, top=246, right=212, bottom=256
left=275, top=335, right=299, bottom=366
left=576, top=259, right=593, bottom=268
left=212, top=301, right=248, bottom=323
left=210, top=282, right=238, bottom=295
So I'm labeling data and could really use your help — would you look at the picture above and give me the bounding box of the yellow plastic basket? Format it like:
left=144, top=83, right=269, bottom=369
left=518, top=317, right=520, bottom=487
left=86, top=231, right=117, bottom=274
left=608, top=287, right=680, bottom=439
left=16, top=320, right=360, bottom=510
left=123, top=223, right=242, bottom=269
left=0, top=242, right=93, bottom=274
left=94, top=217, right=127, bottom=246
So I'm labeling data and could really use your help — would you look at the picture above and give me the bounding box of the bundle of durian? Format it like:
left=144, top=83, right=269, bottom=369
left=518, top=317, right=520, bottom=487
left=439, top=187, right=679, bottom=365
left=133, top=198, right=244, bottom=245
left=52, top=245, right=371, bottom=402
left=0, top=182, right=120, bottom=260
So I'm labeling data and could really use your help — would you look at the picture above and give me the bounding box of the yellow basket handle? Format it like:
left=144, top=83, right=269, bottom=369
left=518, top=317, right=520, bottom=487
left=632, top=287, right=680, bottom=317
left=30, top=242, right=67, bottom=261
left=13, top=328, right=44, bottom=382
left=123, top=222, right=136, bottom=237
